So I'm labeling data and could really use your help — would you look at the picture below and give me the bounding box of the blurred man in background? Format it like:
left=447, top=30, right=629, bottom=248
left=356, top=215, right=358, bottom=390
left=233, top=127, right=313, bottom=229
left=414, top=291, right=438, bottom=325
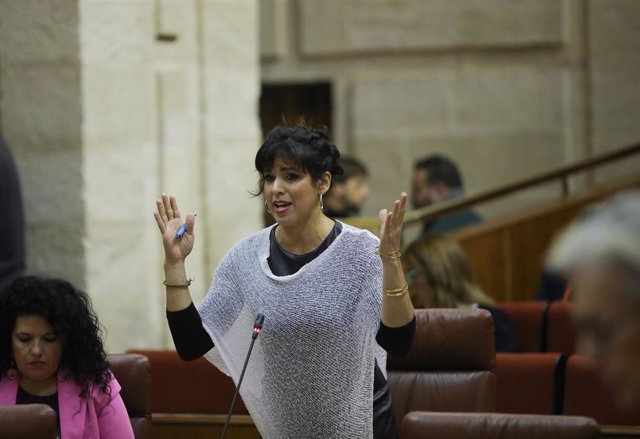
left=411, top=154, right=482, bottom=235
left=324, top=156, right=370, bottom=218
left=549, top=191, right=640, bottom=411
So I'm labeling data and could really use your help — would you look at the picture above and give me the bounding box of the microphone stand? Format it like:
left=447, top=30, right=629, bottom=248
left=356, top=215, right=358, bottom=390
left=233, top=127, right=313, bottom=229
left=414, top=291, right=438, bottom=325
left=220, top=314, right=265, bottom=439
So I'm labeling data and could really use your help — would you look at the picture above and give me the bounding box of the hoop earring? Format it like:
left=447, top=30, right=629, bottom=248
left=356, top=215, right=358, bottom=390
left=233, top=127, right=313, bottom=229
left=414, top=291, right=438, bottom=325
left=320, top=193, right=324, bottom=211
left=6, top=359, right=18, bottom=380
left=264, top=200, right=272, bottom=215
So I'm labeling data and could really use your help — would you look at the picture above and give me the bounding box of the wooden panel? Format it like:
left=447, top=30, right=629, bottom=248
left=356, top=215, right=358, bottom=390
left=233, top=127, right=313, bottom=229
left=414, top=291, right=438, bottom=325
left=152, top=414, right=259, bottom=439
left=459, top=230, right=509, bottom=301
left=152, top=424, right=260, bottom=439
left=451, top=176, right=640, bottom=301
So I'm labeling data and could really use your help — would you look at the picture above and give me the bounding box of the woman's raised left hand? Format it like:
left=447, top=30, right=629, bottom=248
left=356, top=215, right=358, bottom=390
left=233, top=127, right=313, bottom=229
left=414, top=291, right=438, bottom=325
left=378, top=192, right=408, bottom=258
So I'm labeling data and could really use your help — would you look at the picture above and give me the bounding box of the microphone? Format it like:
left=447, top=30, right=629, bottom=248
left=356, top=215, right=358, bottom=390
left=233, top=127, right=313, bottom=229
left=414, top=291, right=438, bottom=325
left=220, top=313, right=265, bottom=439
left=252, top=314, right=265, bottom=339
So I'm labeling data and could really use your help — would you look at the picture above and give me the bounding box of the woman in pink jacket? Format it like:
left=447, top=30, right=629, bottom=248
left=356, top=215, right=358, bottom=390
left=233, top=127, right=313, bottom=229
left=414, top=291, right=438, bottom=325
left=0, top=276, right=133, bottom=439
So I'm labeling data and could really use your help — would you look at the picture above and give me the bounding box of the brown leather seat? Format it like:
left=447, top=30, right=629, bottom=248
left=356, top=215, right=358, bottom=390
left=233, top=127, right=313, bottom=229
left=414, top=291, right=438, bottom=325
left=497, top=301, right=549, bottom=352
left=496, top=352, right=566, bottom=415
left=563, top=354, right=640, bottom=425
left=0, top=404, right=57, bottom=439
left=546, top=301, right=577, bottom=354
left=127, top=349, right=249, bottom=415
left=387, top=308, right=497, bottom=428
left=401, top=412, right=599, bottom=439
left=108, top=353, right=152, bottom=439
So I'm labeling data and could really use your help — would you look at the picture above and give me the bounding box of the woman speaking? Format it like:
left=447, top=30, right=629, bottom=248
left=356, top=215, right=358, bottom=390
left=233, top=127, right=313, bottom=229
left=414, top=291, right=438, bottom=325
left=155, top=124, right=415, bottom=438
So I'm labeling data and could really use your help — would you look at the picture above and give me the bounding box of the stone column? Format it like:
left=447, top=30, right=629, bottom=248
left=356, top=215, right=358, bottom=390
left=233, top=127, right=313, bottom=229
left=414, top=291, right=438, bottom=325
left=199, top=0, right=262, bottom=282
left=0, top=0, right=262, bottom=352
left=0, top=1, right=85, bottom=283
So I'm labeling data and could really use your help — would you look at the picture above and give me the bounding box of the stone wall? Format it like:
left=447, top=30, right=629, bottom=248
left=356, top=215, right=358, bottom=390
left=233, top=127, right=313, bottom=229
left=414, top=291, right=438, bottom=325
left=0, top=0, right=85, bottom=283
left=589, top=0, right=640, bottom=182
left=261, top=0, right=640, bottom=225
left=0, top=0, right=262, bottom=352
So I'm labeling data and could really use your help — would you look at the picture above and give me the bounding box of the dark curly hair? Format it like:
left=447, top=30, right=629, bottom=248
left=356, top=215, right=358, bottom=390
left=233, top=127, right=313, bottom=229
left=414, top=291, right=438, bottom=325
left=254, top=122, right=344, bottom=196
left=0, top=275, right=111, bottom=397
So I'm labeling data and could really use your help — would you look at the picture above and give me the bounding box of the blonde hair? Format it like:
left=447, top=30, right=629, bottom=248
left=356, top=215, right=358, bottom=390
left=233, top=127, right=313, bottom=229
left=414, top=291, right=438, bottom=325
left=402, top=234, right=494, bottom=308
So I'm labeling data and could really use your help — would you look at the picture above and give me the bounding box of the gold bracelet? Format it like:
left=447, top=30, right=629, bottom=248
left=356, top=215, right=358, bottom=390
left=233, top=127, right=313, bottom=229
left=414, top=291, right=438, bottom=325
left=377, top=248, right=402, bottom=259
left=163, top=279, right=192, bottom=288
left=383, top=284, right=408, bottom=297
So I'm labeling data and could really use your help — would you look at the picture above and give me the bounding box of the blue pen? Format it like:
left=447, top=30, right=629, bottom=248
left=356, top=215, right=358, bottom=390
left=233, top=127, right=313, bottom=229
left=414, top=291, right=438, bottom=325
left=175, top=213, right=196, bottom=239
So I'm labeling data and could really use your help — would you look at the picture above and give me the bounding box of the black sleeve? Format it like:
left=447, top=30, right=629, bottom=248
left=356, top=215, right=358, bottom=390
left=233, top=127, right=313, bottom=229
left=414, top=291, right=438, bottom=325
left=375, top=316, right=416, bottom=357
left=166, top=303, right=215, bottom=361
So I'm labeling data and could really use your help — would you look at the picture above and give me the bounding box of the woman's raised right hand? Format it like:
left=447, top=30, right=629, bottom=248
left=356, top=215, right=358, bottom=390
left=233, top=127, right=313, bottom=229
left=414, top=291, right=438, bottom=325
left=154, top=194, right=196, bottom=265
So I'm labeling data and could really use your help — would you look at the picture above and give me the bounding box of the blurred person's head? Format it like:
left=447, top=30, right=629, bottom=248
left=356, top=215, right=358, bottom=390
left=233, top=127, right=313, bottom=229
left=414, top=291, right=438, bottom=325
left=402, top=234, right=494, bottom=308
left=411, top=155, right=464, bottom=210
left=323, top=156, right=369, bottom=218
left=0, top=275, right=111, bottom=396
left=549, top=191, right=640, bottom=410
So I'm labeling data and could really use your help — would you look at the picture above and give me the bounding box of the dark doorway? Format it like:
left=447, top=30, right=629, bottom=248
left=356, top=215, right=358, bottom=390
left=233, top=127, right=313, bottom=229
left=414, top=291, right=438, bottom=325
left=259, top=82, right=332, bottom=137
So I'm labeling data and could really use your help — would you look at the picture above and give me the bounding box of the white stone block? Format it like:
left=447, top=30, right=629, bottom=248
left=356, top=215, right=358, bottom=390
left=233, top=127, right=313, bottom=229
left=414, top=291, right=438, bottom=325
left=590, top=0, right=640, bottom=150
left=85, top=221, right=166, bottom=352
left=201, top=0, right=259, bottom=69
left=203, top=137, right=263, bottom=271
left=588, top=0, right=640, bottom=184
left=300, top=0, right=565, bottom=56
left=79, top=0, right=153, bottom=64
left=451, top=67, right=564, bottom=136
left=26, top=222, right=85, bottom=285
left=1, top=64, right=82, bottom=153
left=18, top=151, right=84, bottom=223
left=152, top=0, right=199, bottom=65
left=353, top=75, right=451, bottom=138
left=82, top=66, right=155, bottom=145
left=204, top=69, right=261, bottom=139
left=84, top=145, right=155, bottom=222
left=260, top=0, right=288, bottom=60
left=352, top=66, right=565, bottom=140
left=0, top=0, right=80, bottom=63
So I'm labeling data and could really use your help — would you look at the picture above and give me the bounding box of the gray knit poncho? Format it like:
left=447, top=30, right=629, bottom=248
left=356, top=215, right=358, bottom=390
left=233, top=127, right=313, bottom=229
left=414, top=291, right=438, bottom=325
left=198, top=222, right=385, bottom=439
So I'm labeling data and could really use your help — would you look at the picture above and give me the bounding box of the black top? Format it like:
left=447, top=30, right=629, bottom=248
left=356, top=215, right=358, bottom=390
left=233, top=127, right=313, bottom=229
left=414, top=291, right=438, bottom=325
left=267, top=221, right=343, bottom=276
left=17, top=387, right=61, bottom=436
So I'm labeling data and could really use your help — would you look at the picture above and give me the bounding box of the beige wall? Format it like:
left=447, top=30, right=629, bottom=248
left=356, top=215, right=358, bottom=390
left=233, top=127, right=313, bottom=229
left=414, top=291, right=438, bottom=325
left=0, top=0, right=262, bottom=352
left=589, top=0, right=640, bottom=182
left=260, top=0, right=640, bottom=228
